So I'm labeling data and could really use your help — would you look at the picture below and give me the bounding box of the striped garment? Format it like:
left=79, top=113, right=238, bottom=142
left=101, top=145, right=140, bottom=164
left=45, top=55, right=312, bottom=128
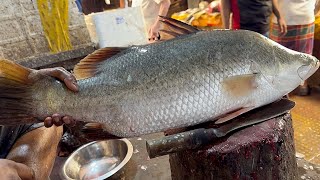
left=270, top=23, right=315, bottom=55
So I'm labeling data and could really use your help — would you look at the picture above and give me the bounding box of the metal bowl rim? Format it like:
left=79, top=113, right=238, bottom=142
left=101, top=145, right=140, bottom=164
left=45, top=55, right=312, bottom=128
left=62, top=138, right=133, bottom=180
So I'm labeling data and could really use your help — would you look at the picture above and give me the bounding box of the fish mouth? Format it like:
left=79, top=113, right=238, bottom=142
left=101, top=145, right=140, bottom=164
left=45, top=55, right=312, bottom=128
left=297, top=58, right=320, bottom=81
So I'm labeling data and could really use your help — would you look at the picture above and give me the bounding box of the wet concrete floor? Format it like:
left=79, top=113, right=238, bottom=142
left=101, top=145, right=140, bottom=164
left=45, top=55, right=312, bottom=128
left=289, top=88, right=320, bottom=180
left=290, top=89, right=320, bottom=165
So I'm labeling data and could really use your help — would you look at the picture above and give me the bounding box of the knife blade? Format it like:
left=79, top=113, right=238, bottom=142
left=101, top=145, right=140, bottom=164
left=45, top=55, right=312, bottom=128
left=146, top=98, right=295, bottom=158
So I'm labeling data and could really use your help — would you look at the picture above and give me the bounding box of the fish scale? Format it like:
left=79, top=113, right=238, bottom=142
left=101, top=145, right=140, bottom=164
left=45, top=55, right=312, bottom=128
left=1, top=29, right=316, bottom=136
left=107, top=52, right=256, bottom=135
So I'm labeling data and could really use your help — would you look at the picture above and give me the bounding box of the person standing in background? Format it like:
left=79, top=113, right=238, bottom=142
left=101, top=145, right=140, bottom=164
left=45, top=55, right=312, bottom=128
left=220, top=0, right=240, bottom=30
left=270, top=0, right=320, bottom=96
left=220, top=0, right=287, bottom=37
left=132, top=0, right=171, bottom=42
left=81, top=0, right=126, bottom=15
left=317, top=1, right=320, bottom=16
left=119, top=0, right=127, bottom=8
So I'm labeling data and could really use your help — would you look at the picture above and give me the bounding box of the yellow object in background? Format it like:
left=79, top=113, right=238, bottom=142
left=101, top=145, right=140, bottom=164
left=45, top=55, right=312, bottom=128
left=171, top=12, right=189, bottom=21
left=315, top=15, right=320, bottom=40
left=37, top=0, right=72, bottom=53
left=193, top=13, right=222, bottom=27
left=171, top=9, right=222, bottom=29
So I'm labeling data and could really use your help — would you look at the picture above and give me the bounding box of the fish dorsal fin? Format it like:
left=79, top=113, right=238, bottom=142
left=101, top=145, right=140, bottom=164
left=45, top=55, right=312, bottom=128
left=222, top=74, right=259, bottom=97
left=74, top=47, right=126, bottom=80
left=159, top=16, right=199, bottom=40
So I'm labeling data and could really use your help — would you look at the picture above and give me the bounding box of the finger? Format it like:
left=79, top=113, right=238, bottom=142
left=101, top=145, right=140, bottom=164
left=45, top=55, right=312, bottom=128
left=149, top=35, right=156, bottom=40
left=63, top=76, right=79, bottom=92
left=41, top=67, right=68, bottom=79
left=45, top=68, right=79, bottom=92
left=281, top=25, right=286, bottom=36
left=53, top=120, right=64, bottom=127
left=62, top=116, right=71, bottom=124
left=14, top=162, right=35, bottom=180
left=52, top=114, right=62, bottom=124
left=152, top=32, right=158, bottom=38
left=52, top=114, right=64, bottom=126
left=44, top=117, right=53, bottom=128
left=283, top=25, right=287, bottom=35
left=54, top=68, right=79, bottom=92
left=63, top=116, right=76, bottom=127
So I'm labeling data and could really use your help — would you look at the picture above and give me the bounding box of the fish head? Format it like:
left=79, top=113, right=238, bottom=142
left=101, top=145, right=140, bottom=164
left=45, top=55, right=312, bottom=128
left=296, top=53, right=320, bottom=81
left=264, top=46, right=319, bottom=94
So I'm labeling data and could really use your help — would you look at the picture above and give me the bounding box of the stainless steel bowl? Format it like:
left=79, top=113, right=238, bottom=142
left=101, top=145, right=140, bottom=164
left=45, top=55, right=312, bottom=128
left=62, top=139, right=133, bottom=180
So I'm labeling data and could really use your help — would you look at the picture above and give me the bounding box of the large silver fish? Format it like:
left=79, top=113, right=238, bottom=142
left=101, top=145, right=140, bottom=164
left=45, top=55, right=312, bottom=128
left=0, top=18, right=318, bottom=137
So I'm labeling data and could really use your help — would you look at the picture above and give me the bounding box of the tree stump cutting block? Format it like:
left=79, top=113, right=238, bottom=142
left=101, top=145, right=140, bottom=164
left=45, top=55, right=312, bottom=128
left=169, top=113, right=297, bottom=180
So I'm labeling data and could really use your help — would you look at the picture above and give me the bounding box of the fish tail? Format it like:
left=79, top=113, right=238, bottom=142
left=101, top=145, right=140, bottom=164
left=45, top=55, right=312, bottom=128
left=0, top=59, right=37, bottom=125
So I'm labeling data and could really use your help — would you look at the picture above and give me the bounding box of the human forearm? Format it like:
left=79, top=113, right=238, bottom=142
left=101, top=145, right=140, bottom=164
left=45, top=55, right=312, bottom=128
left=272, top=0, right=282, bottom=19
left=120, top=0, right=125, bottom=8
left=316, top=0, right=320, bottom=15
left=272, top=0, right=287, bottom=34
left=6, top=126, right=63, bottom=179
left=155, top=0, right=171, bottom=22
left=148, top=0, right=171, bottom=41
left=0, top=159, right=35, bottom=180
left=220, top=0, right=231, bottom=29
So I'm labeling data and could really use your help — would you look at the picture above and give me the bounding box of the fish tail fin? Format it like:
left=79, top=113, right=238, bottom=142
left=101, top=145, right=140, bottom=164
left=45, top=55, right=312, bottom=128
left=0, top=59, right=37, bottom=125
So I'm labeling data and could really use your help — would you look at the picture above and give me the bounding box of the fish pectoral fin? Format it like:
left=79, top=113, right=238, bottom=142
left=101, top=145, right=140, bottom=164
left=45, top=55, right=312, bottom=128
left=74, top=47, right=127, bottom=80
left=215, top=107, right=255, bottom=124
left=159, top=16, right=199, bottom=40
left=222, top=74, right=259, bottom=97
left=82, top=122, right=104, bottom=130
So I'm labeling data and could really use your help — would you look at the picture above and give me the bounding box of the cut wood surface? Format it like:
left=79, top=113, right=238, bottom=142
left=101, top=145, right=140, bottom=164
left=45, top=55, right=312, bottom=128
left=169, top=113, right=297, bottom=180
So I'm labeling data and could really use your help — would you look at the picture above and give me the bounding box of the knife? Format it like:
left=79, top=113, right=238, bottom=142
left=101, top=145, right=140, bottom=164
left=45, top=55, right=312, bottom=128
left=146, top=98, right=295, bottom=158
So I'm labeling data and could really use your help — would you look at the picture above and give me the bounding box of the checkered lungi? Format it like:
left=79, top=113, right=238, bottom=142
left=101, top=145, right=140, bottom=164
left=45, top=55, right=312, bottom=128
left=270, top=23, right=315, bottom=55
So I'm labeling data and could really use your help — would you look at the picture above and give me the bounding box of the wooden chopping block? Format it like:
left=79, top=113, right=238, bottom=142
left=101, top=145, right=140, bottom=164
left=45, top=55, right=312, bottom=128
left=169, top=113, right=297, bottom=180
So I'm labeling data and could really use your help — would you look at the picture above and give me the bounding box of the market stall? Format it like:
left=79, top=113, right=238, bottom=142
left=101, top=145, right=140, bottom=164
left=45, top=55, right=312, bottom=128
left=171, top=1, right=222, bottom=29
